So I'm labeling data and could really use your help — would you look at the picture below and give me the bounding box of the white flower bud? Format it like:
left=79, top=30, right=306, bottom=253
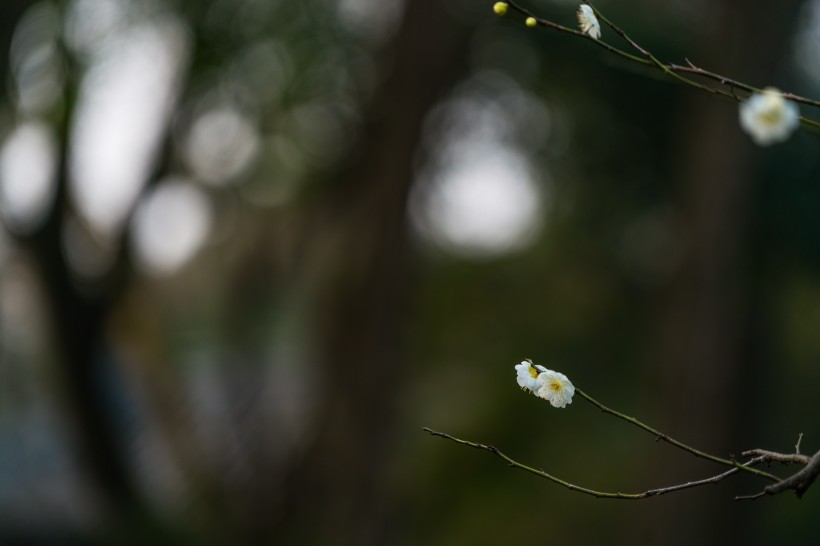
left=577, top=5, right=601, bottom=39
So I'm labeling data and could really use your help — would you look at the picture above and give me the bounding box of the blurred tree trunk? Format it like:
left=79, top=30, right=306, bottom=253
left=271, top=2, right=472, bottom=544
left=9, top=20, right=175, bottom=523
left=23, top=128, right=141, bottom=516
left=650, top=0, right=801, bottom=542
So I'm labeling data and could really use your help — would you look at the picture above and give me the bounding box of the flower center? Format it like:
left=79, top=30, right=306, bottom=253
left=549, top=380, right=562, bottom=392
left=528, top=366, right=539, bottom=379
left=759, top=107, right=783, bottom=126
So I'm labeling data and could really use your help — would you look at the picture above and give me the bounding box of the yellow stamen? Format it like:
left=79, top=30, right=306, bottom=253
left=758, top=109, right=782, bottom=126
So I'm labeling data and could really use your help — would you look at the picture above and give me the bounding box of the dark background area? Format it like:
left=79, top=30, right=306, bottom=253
left=0, top=0, right=819, bottom=544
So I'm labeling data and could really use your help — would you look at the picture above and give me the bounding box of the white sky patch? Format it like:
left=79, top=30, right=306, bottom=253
left=411, top=72, right=548, bottom=259
left=131, top=178, right=212, bottom=276
left=68, top=17, right=189, bottom=239
left=413, top=148, right=542, bottom=257
left=0, top=121, right=58, bottom=234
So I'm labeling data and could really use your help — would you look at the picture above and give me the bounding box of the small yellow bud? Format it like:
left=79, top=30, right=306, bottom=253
left=525, top=17, right=537, bottom=27
left=493, top=2, right=509, bottom=15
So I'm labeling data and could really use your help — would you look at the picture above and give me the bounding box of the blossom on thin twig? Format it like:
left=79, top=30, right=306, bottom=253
left=739, top=87, right=800, bottom=146
left=515, top=360, right=546, bottom=392
left=535, top=369, right=575, bottom=408
left=515, top=361, right=575, bottom=408
left=577, top=5, right=601, bottom=39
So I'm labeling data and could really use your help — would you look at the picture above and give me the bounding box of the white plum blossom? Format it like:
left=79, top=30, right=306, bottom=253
left=535, top=369, right=575, bottom=408
left=515, top=361, right=575, bottom=408
left=515, top=360, right=546, bottom=392
left=739, top=88, right=800, bottom=146
left=577, top=5, right=601, bottom=40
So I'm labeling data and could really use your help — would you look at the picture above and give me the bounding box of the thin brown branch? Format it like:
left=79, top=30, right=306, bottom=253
left=594, top=7, right=650, bottom=57
left=504, top=0, right=650, bottom=66
left=423, top=427, right=768, bottom=500
left=741, top=449, right=810, bottom=465
left=670, top=62, right=820, bottom=109
left=738, top=450, right=820, bottom=500
left=576, top=389, right=781, bottom=482
left=422, top=427, right=641, bottom=499
left=643, top=456, right=767, bottom=497
left=735, top=491, right=766, bottom=501
left=500, top=0, right=820, bottom=131
left=588, top=4, right=734, bottom=101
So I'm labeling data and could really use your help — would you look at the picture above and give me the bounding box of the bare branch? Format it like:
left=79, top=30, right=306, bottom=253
left=423, top=427, right=768, bottom=500
left=588, top=3, right=735, bottom=101
left=422, top=427, right=642, bottom=499
left=643, top=456, right=767, bottom=497
left=738, top=450, right=820, bottom=500
left=669, top=63, right=820, bottom=109
left=735, top=491, right=766, bottom=501
left=501, top=0, right=820, bottom=131
left=575, top=389, right=780, bottom=482
left=504, top=0, right=649, bottom=66
left=741, top=449, right=810, bottom=465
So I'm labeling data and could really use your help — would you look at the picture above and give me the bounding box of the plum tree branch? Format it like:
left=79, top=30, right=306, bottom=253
left=423, top=427, right=770, bottom=500
left=741, top=448, right=810, bottom=465
left=737, top=449, right=820, bottom=500
left=575, top=389, right=780, bottom=482
left=501, top=1, right=820, bottom=131
left=424, top=389, right=819, bottom=499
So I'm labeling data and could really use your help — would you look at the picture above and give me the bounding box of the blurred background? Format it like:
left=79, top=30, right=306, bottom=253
left=0, top=0, right=819, bottom=544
